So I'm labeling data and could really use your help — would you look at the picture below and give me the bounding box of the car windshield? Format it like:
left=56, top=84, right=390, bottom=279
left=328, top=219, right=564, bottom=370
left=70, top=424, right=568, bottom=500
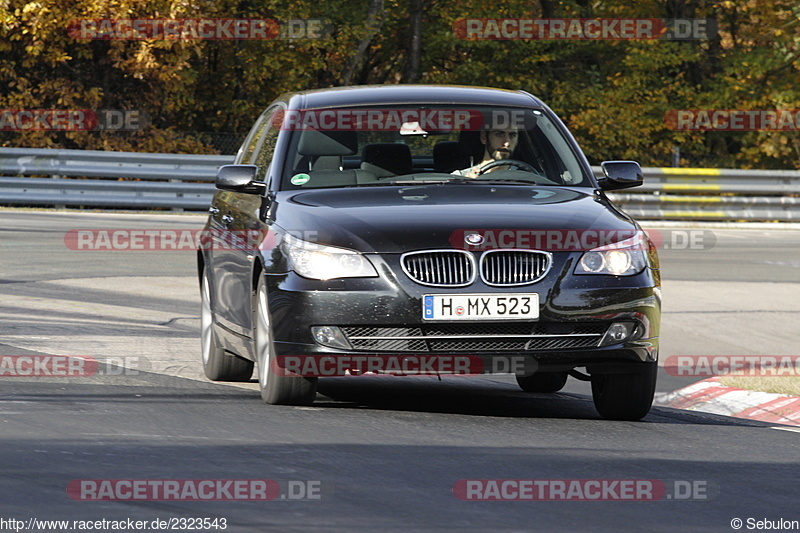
left=278, top=105, right=591, bottom=190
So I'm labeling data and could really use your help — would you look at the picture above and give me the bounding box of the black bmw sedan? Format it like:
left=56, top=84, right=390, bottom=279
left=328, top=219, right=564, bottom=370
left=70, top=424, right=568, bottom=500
left=198, top=85, right=661, bottom=420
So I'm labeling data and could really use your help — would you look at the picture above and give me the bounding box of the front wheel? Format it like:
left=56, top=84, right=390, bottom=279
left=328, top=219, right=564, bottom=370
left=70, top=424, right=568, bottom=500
left=254, top=276, right=317, bottom=405
left=591, top=362, right=657, bottom=421
left=201, top=271, right=254, bottom=381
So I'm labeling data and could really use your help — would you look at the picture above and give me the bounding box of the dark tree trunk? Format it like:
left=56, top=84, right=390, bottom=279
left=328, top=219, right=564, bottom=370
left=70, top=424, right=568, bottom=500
left=341, top=0, right=385, bottom=85
left=403, top=0, right=423, bottom=83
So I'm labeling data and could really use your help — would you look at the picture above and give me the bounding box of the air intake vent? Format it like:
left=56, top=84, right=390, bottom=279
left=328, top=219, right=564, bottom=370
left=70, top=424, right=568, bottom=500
left=480, top=250, right=551, bottom=286
left=401, top=250, right=476, bottom=287
left=339, top=322, right=607, bottom=352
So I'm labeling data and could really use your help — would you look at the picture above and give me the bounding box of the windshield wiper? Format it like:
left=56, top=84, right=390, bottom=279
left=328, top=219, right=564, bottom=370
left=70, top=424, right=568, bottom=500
left=340, top=178, right=540, bottom=187
left=358, top=179, right=459, bottom=187
left=452, top=178, right=539, bottom=186
left=340, top=180, right=423, bottom=187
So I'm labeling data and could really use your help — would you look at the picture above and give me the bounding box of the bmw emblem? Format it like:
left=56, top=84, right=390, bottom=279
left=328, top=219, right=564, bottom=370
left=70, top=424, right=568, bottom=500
left=465, top=233, right=484, bottom=246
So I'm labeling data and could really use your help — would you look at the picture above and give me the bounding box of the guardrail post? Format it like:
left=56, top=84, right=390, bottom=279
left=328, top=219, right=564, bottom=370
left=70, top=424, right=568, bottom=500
left=170, top=178, right=184, bottom=213
left=52, top=173, right=66, bottom=209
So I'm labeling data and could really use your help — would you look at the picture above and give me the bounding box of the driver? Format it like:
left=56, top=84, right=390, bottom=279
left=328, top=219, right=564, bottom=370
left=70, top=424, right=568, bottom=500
left=452, top=128, right=519, bottom=178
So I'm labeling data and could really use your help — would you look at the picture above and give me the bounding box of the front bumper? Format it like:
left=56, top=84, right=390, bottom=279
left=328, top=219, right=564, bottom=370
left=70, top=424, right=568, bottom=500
left=263, top=252, right=660, bottom=374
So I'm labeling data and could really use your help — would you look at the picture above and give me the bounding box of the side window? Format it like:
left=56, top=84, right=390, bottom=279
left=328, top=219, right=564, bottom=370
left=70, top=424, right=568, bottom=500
left=252, top=106, right=283, bottom=181
left=239, top=109, right=272, bottom=164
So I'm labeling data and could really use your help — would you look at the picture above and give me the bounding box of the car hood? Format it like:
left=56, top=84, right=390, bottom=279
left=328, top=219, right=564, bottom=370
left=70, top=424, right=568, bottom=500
left=273, top=185, right=638, bottom=253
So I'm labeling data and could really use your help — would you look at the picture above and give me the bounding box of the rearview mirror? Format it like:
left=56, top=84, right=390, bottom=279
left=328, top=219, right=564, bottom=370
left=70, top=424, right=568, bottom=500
left=215, top=165, right=266, bottom=195
left=598, top=161, right=643, bottom=191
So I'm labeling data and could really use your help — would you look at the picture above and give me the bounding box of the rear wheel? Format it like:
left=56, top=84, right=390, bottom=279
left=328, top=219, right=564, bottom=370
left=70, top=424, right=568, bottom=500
left=591, top=362, right=657, bottom=421
left=254, top=276, right=317, bottom=405
left=201, top=271, right=254, bottom=381
left=516, top=372, right=568, bottom=393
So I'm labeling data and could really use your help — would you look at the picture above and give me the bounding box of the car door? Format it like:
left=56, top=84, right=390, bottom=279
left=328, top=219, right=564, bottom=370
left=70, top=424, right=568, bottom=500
left=210, top=104, right=283, bottom=336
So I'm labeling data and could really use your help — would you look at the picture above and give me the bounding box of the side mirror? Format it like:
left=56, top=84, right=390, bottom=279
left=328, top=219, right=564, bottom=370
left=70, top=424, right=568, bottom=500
left=215, top=165, right=267, bottom=195
left=598, top=161, right=643, bottom=191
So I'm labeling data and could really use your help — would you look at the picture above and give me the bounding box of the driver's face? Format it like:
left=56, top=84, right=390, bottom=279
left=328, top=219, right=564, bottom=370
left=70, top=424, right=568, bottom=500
left=482, top=129, right=519, bottom=160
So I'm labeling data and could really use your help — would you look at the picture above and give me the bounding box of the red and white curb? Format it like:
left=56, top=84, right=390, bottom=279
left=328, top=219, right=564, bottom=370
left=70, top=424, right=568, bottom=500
left=654, top=377, right=800, bottom=426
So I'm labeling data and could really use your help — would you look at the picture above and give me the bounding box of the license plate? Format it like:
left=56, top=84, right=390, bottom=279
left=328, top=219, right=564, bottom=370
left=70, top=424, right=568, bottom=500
left=423, top=294, right=539, bottom=321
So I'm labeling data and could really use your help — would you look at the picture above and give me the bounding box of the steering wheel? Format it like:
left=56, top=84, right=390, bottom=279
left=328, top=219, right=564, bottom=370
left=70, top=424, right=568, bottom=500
left=476, top=159, right=539, bottom=176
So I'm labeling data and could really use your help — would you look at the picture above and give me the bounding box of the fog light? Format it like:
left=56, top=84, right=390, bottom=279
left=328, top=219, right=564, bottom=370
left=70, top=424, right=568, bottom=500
left=311, top=326, right=351, bottom=349
left=599, top=322, right=635, bottom=347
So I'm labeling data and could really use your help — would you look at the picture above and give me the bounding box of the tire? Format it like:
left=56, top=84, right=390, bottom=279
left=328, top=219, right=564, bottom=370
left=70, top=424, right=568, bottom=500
left=516, top=372, right=568, bottom=393
left=201, top=271, right=254, bottom=381
left=591, top=362, right=658, bottom=421
left=254, top=276, right=317, bottom=405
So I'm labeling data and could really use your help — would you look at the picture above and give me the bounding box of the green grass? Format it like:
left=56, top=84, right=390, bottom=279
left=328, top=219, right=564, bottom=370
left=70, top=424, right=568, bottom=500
left=718, top=376, right=800, bottom=396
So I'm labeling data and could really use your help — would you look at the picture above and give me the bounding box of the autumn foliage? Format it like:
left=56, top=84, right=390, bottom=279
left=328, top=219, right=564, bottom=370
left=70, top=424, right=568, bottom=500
left=1, top=0, right=798, bottom=168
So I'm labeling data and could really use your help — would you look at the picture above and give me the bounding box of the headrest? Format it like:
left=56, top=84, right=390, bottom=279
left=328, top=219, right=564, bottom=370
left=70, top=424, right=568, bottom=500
left=361, top=143, right=413, bottom=176
left=433, top=141, right=470, bottom=172
left=298, top=129, right=358, bottom=156
left=458, top=130, right=485, bottom=160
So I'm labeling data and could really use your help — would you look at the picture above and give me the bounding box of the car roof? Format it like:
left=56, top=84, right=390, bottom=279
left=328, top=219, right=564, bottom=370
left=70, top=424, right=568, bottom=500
left=282, top=85, right=545, bottom=109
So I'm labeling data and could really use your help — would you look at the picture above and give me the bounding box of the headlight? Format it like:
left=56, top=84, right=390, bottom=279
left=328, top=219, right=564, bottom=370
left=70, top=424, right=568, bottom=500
left=574, top=234, right=648, bottom=276
left=283, top=234, right=377, bottom=280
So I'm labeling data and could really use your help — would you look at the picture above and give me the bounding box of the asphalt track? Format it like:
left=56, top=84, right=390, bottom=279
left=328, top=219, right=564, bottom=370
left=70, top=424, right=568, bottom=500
left=0, top=210, right=798, bottom=532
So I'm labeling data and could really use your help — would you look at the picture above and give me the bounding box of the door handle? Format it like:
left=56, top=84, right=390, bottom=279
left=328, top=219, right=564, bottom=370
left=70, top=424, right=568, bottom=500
left=221, top=214, right=234, bottom=226
left=208, top=206, right=220, bottom=216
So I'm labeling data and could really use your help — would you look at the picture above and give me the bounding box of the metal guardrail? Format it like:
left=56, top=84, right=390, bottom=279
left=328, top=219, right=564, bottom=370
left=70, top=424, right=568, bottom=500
left=0, top=147, right=232, bottom=210
left=601, top=167, right=800, bottom=222
left=0, top=147, right=232, bottom=180
left=1, top=147, right=799, bottom=220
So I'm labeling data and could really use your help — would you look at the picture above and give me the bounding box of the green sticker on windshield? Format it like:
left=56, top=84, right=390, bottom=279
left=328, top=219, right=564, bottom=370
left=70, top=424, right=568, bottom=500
left=291, top=173, right=311, bottom=186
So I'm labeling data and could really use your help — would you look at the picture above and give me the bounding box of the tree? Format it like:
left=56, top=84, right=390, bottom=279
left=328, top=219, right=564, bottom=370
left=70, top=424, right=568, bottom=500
left=1, top=0, right=798, bottom=168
